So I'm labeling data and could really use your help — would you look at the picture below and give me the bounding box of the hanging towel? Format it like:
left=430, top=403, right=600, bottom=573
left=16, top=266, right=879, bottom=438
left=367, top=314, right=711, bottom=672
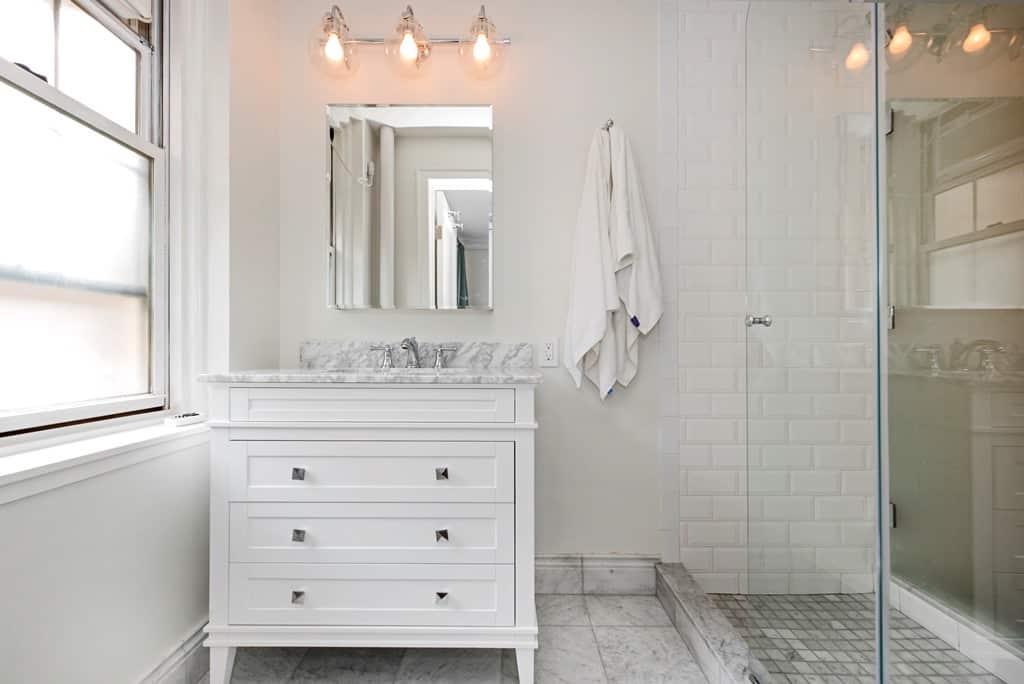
left=563, top=124, right=663, bottom=399
left=607, top=126, right=664, bottom=387
left=563, top=129, right=620, bottom=398
left=457, top=240, right=469, bottom=309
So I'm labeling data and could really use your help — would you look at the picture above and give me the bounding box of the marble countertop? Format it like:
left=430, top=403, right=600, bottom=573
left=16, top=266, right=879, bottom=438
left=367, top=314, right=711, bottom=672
left=889, top=369, right=1024, bottom=388
left=198, top=367, right=544, bottom=385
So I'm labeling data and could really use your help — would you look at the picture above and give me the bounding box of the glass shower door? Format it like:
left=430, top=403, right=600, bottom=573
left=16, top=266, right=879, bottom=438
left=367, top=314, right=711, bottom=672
left=884, top=4, right=1024, bottom=682
left=743, top=2, right=882, bottom=680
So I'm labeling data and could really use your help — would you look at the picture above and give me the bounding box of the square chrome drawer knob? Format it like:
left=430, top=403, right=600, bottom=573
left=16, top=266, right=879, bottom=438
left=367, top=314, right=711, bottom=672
left=292, top=529, right=306, bottom=543
left=435, top=591, right=449, bottom=604
left=435, top=467, right=449, bottom=481
left=291, top=467, right=306, bottom=481
left=435, top=528, right=449, bottom=542
left=291, top=590, right=305, bottom=605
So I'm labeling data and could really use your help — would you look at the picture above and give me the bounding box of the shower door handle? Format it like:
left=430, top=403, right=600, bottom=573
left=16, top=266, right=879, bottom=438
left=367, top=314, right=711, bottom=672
left=745, top=314, right=773, bottom=328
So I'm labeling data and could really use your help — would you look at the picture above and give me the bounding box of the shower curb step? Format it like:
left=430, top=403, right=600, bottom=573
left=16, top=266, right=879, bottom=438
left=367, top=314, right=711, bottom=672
left=656, top=563, right=772, bottom=684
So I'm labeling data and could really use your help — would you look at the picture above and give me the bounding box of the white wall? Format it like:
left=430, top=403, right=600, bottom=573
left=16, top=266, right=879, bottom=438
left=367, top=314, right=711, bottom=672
left=0, top=440, right=210, bottom=683
left=276, top=0, right=660, bottom=555
left=229, top=0, right=281, bottom=370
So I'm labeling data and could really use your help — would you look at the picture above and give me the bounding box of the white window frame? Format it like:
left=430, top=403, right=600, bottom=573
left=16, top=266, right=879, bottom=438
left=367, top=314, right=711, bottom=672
left=0, top=1, right=167, bottom=435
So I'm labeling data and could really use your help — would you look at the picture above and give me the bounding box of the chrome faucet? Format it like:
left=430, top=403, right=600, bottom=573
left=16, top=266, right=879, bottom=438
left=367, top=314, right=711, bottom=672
left=400, top=337, right=420, bottom=368
left=370, top=344, right=393, bottom=370
left=433, top=345, right=458, bottom=369
left=949, top=339, right=1005, bottom=372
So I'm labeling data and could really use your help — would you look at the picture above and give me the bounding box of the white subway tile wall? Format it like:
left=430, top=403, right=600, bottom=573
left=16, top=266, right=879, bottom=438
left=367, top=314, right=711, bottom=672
left=659, top=0, right=878, bottom=594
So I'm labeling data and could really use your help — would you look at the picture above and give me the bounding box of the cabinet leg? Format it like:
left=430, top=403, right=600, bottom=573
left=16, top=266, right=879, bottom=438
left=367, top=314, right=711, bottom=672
left=515, top=647, right=535, bottom=684
left=209, top=646, right=237, bottom=684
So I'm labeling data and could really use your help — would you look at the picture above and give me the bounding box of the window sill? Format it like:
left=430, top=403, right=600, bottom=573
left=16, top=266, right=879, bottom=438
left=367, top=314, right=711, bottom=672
left=0, top=420, right=209, bottom=504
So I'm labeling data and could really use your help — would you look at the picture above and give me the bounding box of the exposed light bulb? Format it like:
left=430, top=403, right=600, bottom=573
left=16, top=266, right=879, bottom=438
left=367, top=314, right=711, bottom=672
left=472, top=32, right=491, bottom=62
left=963, top=22, right=992, bottom=54
left=324, top=32, right=344, bottom=63
left=399, top=30, right=419, bottom=62
left=889, top=24, right=913, bottom=56
left=845, top=41, right=870, bottom=71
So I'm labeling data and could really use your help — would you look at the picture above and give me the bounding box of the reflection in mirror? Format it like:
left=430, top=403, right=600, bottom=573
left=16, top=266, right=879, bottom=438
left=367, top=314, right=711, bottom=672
left=326, top=104, right=493, bottom=310
left=888, top=97, right=1024, bottom=308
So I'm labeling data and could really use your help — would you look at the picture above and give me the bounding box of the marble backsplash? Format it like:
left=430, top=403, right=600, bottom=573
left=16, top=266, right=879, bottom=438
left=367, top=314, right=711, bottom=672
left=300, top=339, right=535, bottom=370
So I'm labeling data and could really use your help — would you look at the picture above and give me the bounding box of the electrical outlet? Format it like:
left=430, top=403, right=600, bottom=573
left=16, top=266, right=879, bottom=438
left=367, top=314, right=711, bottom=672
left=539, top=339, right=558, bottom=367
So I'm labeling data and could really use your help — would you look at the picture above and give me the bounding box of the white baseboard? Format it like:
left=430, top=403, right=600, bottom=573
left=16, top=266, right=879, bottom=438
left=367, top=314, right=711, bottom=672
left=536, top=554, right=658, bottom=595
left=892, top=579, right=1024, bottom=684
left=139, top=621, right=209, bottom=684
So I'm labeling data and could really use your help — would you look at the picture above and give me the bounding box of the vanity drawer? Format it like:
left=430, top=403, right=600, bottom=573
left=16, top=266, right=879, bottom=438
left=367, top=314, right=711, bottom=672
left=229, top=387, right=515, bottom=423
left=229, top=502, right=515, bottom=564
left=228, top=563, right=515, bottom=627
left=231, top=441, right=514, bottom=503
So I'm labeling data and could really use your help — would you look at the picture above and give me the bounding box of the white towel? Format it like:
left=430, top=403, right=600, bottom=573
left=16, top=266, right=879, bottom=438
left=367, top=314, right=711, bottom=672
left=563, top=130, right=619, bottom=398
left=608, top=126, right=663, bottom=387
left=563, top=125, right=663, bottom=399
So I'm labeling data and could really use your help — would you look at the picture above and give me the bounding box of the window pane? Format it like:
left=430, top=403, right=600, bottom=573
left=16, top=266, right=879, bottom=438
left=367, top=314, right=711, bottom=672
left=0, top=80, right=150, bottom=413
left=57, top=0, right=137, bottom=131
left=0, top=0, right=55, bottom=82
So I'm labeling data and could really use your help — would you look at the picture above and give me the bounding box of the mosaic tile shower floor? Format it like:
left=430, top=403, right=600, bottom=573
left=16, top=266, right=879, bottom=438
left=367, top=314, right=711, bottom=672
left=710, top=593, right=1005, bottom=684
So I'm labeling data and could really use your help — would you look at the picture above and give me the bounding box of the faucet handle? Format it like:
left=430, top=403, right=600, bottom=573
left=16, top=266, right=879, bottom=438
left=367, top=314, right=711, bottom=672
left=978, top=345, right=1007, bottom=373
left=370, top=344, right=393, bottom=370
left=433, top=345, right=458, bottom=369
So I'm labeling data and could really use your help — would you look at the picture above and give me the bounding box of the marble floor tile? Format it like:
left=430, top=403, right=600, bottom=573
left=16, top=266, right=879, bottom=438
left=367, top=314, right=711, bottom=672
left=289, top=648, right=405, bottom=683
left=593, top=626, right=707, bottom=684
left=533, top=626, right=608, bottom=684
left=231, top=647, right=308, bottom=684
left=500, top=649, right=519, bottom=683
left=586, top=595, right=674, bottom=627
left=394, top=648, right=501, bottom=683
left=537, top=594, right=590, bottom=626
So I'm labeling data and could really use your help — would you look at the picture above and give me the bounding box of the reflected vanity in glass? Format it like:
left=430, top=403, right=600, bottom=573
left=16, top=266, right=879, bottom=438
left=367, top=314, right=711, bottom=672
left=326, top=104, right=493, bottom=310
left=887, top=95, right=1024, bottom=650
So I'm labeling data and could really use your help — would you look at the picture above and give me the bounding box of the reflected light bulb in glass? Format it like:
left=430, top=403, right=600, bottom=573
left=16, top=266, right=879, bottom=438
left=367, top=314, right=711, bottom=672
left=399, top=31, right=418, bottom=62
left=963, top=22, right=992, bottom=53
left=845, top=41, right=870, bottom=71
left=324, top=33, right=344, bottom=63
left=889, top=25, right=913, bottom=55
left=473, top=32, right=491, bottom=62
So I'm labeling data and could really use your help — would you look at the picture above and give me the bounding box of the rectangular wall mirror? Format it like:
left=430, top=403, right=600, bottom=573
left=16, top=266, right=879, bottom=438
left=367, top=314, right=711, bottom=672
left=326, top=104, right=493, bottom=310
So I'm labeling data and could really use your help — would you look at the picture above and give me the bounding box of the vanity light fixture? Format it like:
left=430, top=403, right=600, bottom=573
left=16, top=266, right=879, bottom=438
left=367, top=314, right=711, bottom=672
left=888, top=23, right=914, bottom=56
left=886, top=8, right=915, bottom=60
left=314, top=4, right=511, bottom=79
left=313, top=5, right=357, bottom=76
left=962, top=11, right=993, bottom=54
left=458, top=6, right=504, bottom=78
left=844, top=40, right=871, bottom=71
left=385, top=5, right=432, bottom=75
left=883, top=3, right=1023, bottom=67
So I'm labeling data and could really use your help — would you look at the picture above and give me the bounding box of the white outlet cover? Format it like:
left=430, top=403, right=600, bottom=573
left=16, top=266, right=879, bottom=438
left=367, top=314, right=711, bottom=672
left=539, top=339, right=558, bottom=367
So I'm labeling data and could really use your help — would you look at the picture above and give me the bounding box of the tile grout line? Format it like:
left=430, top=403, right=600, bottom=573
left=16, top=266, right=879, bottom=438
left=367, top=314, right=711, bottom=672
left=283, top=647, right=310, bottom=684
left=582, top=593, right=615, bottom=684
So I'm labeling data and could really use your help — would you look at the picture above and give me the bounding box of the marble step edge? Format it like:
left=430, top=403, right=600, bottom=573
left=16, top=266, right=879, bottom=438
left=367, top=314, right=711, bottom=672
left=656, top=563, right=770, bottom=684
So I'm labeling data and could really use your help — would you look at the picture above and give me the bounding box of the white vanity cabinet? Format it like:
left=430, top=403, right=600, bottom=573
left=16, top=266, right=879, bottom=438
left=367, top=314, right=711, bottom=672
left=200, top=373, right=540, bottom=684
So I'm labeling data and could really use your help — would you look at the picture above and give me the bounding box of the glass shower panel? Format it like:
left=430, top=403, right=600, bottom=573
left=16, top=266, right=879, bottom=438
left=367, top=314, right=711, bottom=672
left=885, top=4, right=1024, bottom=681
left=743, top=1, right=880, bottom=680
